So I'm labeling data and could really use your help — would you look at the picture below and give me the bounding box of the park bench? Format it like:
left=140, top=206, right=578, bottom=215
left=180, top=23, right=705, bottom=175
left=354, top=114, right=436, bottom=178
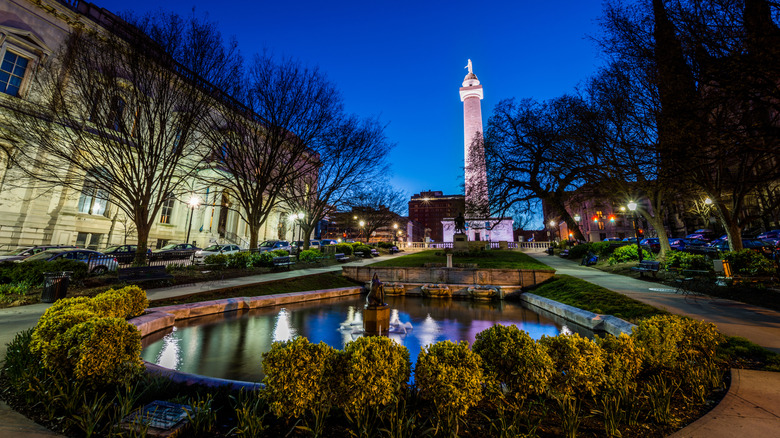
left=370, top=249, right=380, bottom=257
left=272, top=256, right=296, bottom=270
left=335, top=253, right=351, bottom=262
left=630, top=260, right=661, bottom=277
left=390, top=246, right=401, bottom=254
left=354, top=251, right=365, bottom=258
left=118, top=265, right=174, bottom=283
left=560, top=249, right=570, bottom=257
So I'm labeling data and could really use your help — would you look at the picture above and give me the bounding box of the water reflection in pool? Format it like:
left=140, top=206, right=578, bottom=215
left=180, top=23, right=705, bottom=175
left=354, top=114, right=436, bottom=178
left=141, top=295, right=563, bottom=382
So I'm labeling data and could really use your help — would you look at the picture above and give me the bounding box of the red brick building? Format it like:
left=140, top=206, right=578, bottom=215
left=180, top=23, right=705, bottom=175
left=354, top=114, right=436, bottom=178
left=408, top=191, right=465, bottom=242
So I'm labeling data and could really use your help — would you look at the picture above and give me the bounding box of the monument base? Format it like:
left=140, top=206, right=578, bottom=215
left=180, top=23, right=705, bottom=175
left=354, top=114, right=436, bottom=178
left=453, top=233, right=468, bottom=250
left=441, top=217, right=515, bottom=243
left=363, top=304, right=390, bottom=335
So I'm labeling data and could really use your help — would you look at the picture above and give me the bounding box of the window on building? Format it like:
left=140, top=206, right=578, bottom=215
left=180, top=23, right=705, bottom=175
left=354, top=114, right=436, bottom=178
left=0, top=50, right=28, bottom=97
left=77, top=172, right=109, bottom=216
left=76, top=232, right=103, bottom=250
left=160, top=194, right=175, bottom=224
left=107, top=96, right=126, bottom=131
left=156, top=239, right=168, bottom=249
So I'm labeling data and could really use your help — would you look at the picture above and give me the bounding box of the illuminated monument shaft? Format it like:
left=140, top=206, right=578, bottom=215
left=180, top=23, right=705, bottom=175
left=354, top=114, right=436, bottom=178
left=442, top=60, right=513, bottom=243
left=460, top=60, right=489, bottom=216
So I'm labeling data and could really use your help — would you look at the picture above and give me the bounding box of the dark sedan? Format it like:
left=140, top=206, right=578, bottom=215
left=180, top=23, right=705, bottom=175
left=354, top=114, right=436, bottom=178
left=705, top=239, right=773, bottom=257
left=103, top=245, right=151, bottom=264
left=669, top=238, right=708, bottom=252
left=23, top=248, right=118, bottom=274
left=640, top=238, right=660, bottom=252
left=150, top=243, right=201, bottom=261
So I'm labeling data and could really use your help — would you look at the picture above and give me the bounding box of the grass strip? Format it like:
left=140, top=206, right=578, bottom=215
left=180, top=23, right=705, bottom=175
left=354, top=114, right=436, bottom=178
left=149, top=272, right=362, bottom=307
left=526, top=274, right=667, bottom=323
left=370, top=249, right=551, bottom=270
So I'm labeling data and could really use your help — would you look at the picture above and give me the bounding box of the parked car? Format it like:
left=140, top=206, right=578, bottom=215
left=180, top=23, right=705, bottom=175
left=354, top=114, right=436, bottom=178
left=622, top=237, right=639, bottom=244
left=23, top=248, right=118, bottom=274
left=150, top=243, right=201, bottom=261
left=603, top=237, right=622, bottom=242
left=193, top=244, right=243, bottom=264
left=686, top=229, right=717, bottom=242
left=669, top=238, right=708, bottom=252
left=292, top=240, right=321, bottom=254
left=0, top=245, right=76, bottom=262
left=102, top=245, right=151, bottom=264
left=705, top=238, right=773, bottom=257
left=757, top=229, right=780, bottom=241
left=640, top=238, right=660, bottom=252
left=319, top=239, right=338, bottom=246
left=257, top=240, right=291, bottom=253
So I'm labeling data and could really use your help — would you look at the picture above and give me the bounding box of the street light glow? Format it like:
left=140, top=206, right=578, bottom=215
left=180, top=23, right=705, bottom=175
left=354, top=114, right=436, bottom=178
left=549, top=220, right=555, bottom=226
left=359, top=220, right=365, bottom=227
left=704, top=197, right=713, bottom=205
left=627, top=201, right=637, bottom=211
left=188, top=195, right=200, bottom=208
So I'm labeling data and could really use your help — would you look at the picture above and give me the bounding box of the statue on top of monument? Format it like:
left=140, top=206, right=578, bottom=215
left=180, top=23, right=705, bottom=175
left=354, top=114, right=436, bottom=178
left=465, top=59, right=473, bottom=74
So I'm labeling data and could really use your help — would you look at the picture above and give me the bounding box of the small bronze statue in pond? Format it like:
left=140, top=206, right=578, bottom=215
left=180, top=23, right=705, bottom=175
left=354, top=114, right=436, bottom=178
left=366, top=273, right=385, bottom=308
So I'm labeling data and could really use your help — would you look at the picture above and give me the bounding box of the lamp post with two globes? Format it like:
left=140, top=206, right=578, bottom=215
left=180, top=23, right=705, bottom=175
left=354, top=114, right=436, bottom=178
left=185, top=195, right=200, bottom=245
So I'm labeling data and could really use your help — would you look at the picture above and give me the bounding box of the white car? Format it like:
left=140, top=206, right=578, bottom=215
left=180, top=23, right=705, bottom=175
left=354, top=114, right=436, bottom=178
left=193, top=244, right=243, bottom=264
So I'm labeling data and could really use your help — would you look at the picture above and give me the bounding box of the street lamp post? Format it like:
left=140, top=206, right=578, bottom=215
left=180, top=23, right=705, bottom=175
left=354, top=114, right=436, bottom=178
left=359, top=220, right=366, bottom=243
left=185, top=195, right=200, bottom=245
left=296, top=212, right=305, bottom=253
left=393, top=223, right=398, bottom=246
left=627, top=201, right=643, bottom=263
left=573, top=214, right=581, bottom=242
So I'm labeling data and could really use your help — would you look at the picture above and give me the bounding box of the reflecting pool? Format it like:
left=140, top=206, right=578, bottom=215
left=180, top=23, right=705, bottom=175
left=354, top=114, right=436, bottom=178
left=141, top=295, right=564, bottom=382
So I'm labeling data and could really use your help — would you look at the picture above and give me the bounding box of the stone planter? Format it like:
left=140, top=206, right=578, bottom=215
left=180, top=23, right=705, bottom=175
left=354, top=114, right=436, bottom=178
left=421, top=283, right=452, bottom=298
left=384, top=282, right=406, bottom=296
left=467, top=285, right=498, bottom=301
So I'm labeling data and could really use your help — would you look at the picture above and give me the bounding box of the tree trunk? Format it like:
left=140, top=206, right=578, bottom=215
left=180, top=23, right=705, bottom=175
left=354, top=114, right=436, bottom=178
left=134, top=224, right=151, bottom=266
left=712, top=199, right=744, bottom=251
left=644, top=213, right=671, bottom=257
left=249, top=226, right=259, bottom=249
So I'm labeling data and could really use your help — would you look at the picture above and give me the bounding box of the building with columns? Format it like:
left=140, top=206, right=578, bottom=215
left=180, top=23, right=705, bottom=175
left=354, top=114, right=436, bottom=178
left=442, top=60, right=513, bottom=243
left=0, top=0, right=301, bottom=252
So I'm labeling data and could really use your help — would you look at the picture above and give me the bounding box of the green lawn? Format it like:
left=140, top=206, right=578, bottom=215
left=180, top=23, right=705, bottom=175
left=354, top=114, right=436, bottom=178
left=371, top=250, right=551, bottom=270
left=149, top=272, right=362, bottom=307
left=527, top=274, right=667, bottom=323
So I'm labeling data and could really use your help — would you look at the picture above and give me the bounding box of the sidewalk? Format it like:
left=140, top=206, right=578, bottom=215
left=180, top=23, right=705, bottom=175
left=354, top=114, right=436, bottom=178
left=529, top=253, right=780, bottom=353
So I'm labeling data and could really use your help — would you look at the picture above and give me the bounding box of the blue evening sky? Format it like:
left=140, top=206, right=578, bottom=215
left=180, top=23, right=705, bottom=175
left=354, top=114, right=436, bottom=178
left=94, top=0, right=605, bottom=219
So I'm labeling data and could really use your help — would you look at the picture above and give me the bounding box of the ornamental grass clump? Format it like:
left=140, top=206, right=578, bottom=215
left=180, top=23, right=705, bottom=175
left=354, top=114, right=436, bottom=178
left=416, top=340, right=484, bottom=435
left=472, top=324, right=554, bottom=406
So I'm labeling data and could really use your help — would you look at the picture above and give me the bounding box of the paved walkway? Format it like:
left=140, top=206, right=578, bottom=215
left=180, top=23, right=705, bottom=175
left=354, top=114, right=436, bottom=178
left=1, top=251, right=779, bottom=437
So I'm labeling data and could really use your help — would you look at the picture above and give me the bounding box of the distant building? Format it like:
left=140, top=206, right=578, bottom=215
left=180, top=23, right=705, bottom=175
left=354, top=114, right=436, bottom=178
left=408, top=191, right=465, bottom=242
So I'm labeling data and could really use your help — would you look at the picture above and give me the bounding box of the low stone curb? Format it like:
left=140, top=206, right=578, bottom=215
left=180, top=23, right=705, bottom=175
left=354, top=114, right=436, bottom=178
left=520, top=292, right=636, bottom=336
left=129, top=286, right=364, bottom=388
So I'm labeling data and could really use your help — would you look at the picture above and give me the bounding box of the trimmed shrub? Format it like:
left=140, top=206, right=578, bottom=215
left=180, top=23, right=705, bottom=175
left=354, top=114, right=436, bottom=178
left=595, top=333, right=644, bottom=395
left=0, top=259, right=89, bottom=286
left=376, top=242, right=394, bottom=249
left=352, top=244, right=372, bottom=256
left=90, top=286, right=148, bottom=319
left=271, top=249, right=289, bottom=257
left=56, top=317, right=144, bottom=385
left=415, top=340, right=484, bottom=417
left=262, top=337, right=337, bottom=419
left=608, top=245, right=652, bottom=264
left=203, top=253, right=229, bottom=266
left=539, top=333, right=605, bottom=396
left=335, top=243, right=353, bottom=255
left=723, top=249, right=774, bottom=276
left=472, top=324, right=553, bottom=402
left=298, top=249, right=321, bottom=263
left=227, top=251, right=253, bottom=268
left=567, top=244, right=593, bottom=260
left=664, top=250, right=710, bottom=271
left=250, top=251, right=274, bottom=267
left=334, top=336, right=411, bottom=416
left=30, top=307, right=97, bottom=362
left=632, top=314, right=686, bottom=372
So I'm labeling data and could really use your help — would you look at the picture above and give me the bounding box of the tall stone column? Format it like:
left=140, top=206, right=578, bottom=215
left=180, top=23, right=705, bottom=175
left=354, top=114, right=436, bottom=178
left=459, top=60, right=489, bottom=217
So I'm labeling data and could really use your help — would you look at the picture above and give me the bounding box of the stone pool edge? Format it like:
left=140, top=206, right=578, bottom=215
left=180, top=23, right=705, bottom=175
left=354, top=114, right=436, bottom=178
left=520, top=292, right=636, bottom=336
left=129, top=286, right=364, bottom=389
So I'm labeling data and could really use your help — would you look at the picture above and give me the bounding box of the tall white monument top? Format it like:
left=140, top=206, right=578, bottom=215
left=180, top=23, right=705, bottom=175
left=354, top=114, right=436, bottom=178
left=462, top=58, right=481, bottom=88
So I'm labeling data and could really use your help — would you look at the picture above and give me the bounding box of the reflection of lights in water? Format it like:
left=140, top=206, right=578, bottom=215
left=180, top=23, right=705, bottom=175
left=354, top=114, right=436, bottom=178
left=417, top=313, right=439, bottom=348
left=560, top=325, right=573, bottom=335
left=155, top=326, right=181, bottom=369
left=273, top=308, right=296, bottom=342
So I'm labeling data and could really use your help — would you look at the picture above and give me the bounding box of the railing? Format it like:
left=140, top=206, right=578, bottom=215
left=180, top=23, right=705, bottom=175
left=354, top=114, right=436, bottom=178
left=403, top=241, right=551, bottom=251
left=224, top=232, right=250, bottom=248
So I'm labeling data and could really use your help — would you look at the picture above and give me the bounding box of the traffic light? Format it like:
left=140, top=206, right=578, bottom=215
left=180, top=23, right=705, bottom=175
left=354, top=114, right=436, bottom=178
left=608, top=215, right=616, bottom=223
left=592, top=216, right=599, bottom=223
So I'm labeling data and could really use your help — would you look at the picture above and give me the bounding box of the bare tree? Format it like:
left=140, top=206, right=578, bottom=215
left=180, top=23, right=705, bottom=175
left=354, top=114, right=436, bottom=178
left=281, top=115, right=393, bottom=249
left=484, top=95, right=600, bottom=242
left=2, top=11, right=242, bottom=264
left=346, top=184, right=406, bottom=243
left=202, top=54, right=342, bottom=248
